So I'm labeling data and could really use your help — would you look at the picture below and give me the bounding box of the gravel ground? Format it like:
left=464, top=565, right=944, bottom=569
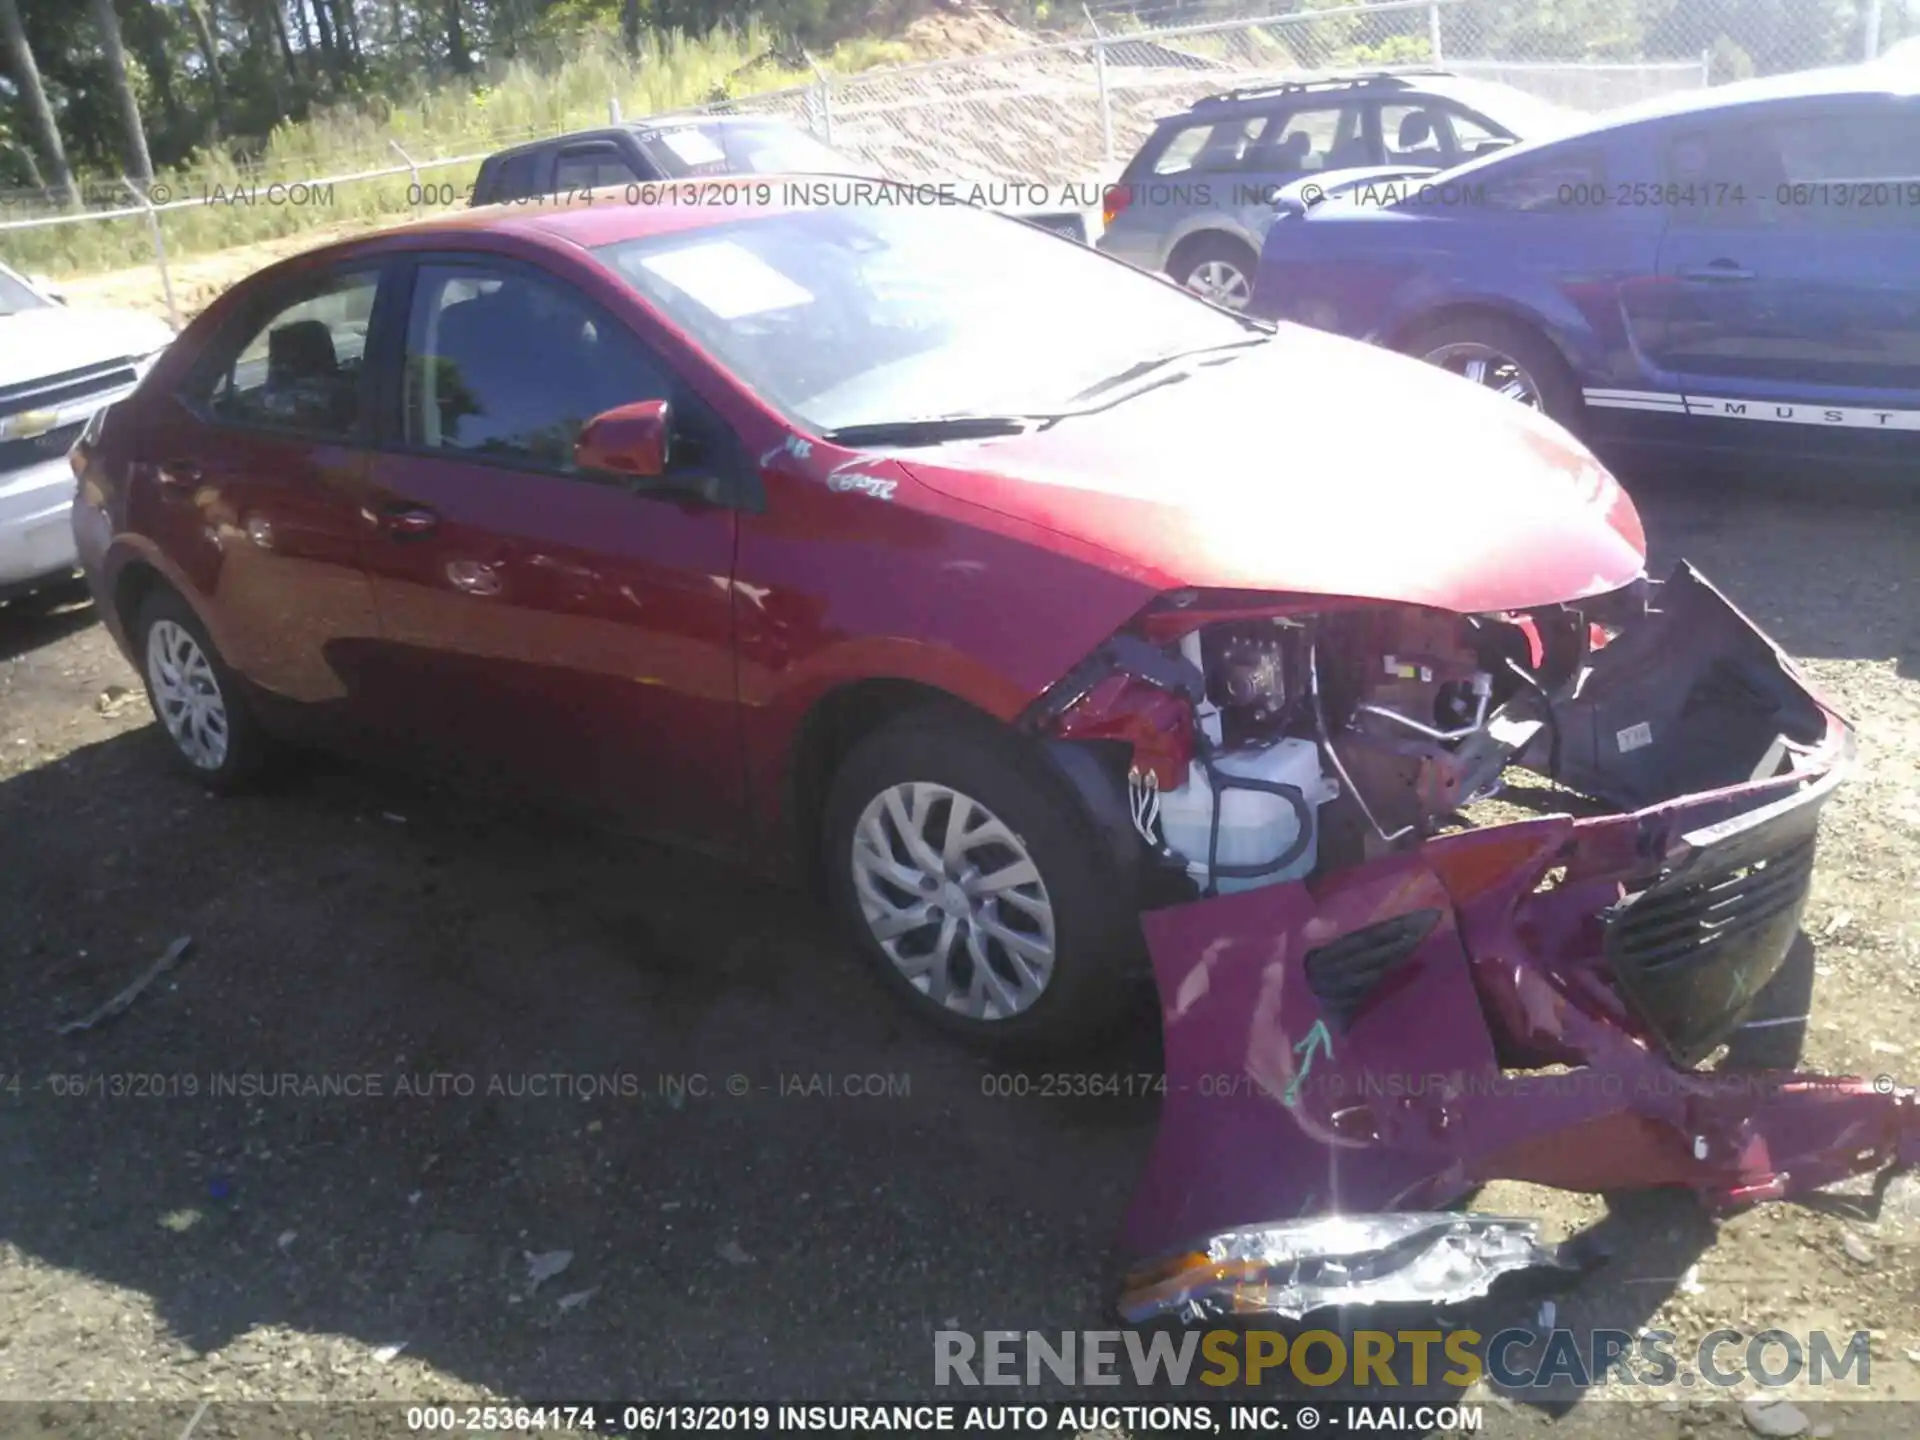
left=1, top=469, right=1917, bottom=1439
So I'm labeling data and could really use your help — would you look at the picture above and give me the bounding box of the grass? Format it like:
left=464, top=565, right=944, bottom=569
left=0, top=22, right=869, bottom=279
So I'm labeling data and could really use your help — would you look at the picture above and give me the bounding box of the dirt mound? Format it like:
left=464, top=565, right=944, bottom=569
left=897, top=5, right=1042, bottom=59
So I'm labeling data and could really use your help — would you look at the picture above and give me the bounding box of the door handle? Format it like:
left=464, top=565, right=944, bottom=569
left=1677, top=262, right=1756, bottom=282
left=157, top=458, right=203, bottom=487
left=366, top=500, right=441, bottom=539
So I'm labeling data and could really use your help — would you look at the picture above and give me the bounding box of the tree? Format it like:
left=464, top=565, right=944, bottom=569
left=182, top=0, right=227, bottom=137
left=444, top=0, right=471, bottom=73
left=90, top=0, right=153, bottom=184
left=0, top=0, right=76, bottom=204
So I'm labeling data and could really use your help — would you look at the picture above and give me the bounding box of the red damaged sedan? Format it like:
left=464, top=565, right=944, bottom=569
left=71, top=185, right=1917, bottom=1316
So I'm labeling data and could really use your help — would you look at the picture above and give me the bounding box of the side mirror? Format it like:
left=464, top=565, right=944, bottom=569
left=575, top=398, right=671, bottom=478
left=28, top=273, right=67, bottom=304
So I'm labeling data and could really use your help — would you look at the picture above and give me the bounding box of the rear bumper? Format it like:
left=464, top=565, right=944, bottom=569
left=0, top=456, right=79, bottom=594
left=1118, top=566, right=1920, bottom=1322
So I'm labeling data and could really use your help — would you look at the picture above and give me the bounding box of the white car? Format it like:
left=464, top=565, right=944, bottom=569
left=1, top=262, right=173, bottom=600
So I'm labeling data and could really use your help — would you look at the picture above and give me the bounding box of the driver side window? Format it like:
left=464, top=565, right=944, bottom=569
left=401, top=263, right=678, bottom=476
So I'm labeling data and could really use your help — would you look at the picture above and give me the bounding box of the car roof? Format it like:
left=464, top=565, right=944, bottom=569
left=1181, top=68, right=1472, bottom=113
left=483, top=112, right=797, bottom=162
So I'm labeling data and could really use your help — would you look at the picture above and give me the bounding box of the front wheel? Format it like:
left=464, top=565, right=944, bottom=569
left=821, top=712, right=1142, bottom=1054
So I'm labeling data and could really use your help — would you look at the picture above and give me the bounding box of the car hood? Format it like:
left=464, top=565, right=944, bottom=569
left=0, top=305, right=174, bottom=391
left=897, top=326, right=1647, bottom=614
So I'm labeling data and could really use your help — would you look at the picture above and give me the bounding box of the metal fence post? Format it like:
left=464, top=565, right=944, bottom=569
left=609, top=95, right=623, bottom=124
left=389, top=139, right=422, bottom=213
left=1428, top=0, right=1444, bottom=64
left=803, top=51, right=833, bottom=144
left=1862, top=0, right=1883, bottom=60
left=1084, top=6, right=1114, bottom=166
left=1701, top=46, right=1712, bottom=87
left=121, top=177, right=178, bottom=330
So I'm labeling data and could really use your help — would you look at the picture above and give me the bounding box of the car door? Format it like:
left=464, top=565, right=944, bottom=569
left=1654, top=96, right=1920, bottom=464
left=355, top=254, right=745, bottom=846
left=153, top=263, right=389, bottom=738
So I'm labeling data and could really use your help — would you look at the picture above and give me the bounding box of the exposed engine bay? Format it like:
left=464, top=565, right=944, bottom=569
left=1032, top=563, right=1827, bottom=907
left=1024, top=564, right=1920, bottom=1325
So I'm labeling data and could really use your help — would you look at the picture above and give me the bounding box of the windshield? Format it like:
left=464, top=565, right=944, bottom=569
left=0, top=265, right=48, bottom=316
left=593, top=202, right=1258, bottom=432
left=638, top=121, right=858, bottom=179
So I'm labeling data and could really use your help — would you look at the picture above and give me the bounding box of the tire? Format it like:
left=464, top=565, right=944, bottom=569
left=822, top=709, right=1144, bottom=1054
left=133, top=586, right=274, bottom=793
left=1398, top=312, right=1582, bottom=432
left=1168, top=234, right=1259, bottom=312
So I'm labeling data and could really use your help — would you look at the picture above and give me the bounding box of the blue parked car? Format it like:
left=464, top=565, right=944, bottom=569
left=1249, top=65, right=1920, bottom=469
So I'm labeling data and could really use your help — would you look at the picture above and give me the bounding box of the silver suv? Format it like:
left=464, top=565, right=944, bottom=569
left=1096, top=70, right=1576, bottom=308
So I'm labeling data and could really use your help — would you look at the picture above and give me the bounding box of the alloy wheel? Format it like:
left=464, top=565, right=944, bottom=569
left=1184, top=260, right=1251, bottom=310
left=145, top=619, right=230, bottom=771
left=1422, top=341, right=1543, bottom=408
left=850, top=781, right=1056, bottom=1021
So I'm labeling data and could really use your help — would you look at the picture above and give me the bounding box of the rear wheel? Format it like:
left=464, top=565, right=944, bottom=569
left=1168, top=234, right=1258, bottom=311
left=134, top=587, right=274, bottom=792
left=822, top=711, right=1142, bottom=1054
left=1400, top=313, right=1582, bottom=431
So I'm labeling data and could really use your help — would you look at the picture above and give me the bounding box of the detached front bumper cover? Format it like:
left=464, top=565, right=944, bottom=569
left=1119, top=564, right=1920, bottom=1323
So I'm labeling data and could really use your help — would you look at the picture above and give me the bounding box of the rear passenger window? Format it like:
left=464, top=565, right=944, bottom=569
left=554, top=145, right=641, bottom=192
left=486, top=151, right=542, bottom=203
left=1668, top=105, right=1920, bottom=230
left=1150, top=106, right=1362, bottom=177
left=1258, top=105, right=1366, bottom=172
left=197, top=270, right=378, bottom=438
left=1769, top=106, right=1920, bottom=228
left=1151, top=117, right=1263, bottom=177
left=401, top=264, right=672, bottom=474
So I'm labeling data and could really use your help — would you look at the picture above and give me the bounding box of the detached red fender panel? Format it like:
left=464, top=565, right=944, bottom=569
left=1116, top=569, right=1920, bottom=1323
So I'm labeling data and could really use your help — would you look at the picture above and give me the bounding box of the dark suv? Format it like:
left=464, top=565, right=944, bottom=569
left=470, top=114, right=862, bottom=205
left=1096, top=70, right=1576, bottom=307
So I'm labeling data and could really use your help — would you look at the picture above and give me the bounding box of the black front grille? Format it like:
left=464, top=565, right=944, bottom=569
left=0, top=419, right=86, bottom=475
left=1605, top=835, right=1818, bottom=1064
left=1305, top=909, right=1441, bottom=1029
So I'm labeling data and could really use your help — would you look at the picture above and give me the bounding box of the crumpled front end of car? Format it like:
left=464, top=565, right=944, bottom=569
left=1026, top=561, right=1918, bottom=1324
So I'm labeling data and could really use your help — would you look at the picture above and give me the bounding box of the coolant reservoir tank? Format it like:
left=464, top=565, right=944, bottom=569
left=1157, top=739, right=1338, bottom=895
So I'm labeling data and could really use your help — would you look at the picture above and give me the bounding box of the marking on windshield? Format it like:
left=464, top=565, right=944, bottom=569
left=638, top=241, right=813, bottom=319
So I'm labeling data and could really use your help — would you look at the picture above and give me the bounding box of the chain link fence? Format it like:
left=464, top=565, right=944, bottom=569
left=711, top=0, right=1912, bottom=186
